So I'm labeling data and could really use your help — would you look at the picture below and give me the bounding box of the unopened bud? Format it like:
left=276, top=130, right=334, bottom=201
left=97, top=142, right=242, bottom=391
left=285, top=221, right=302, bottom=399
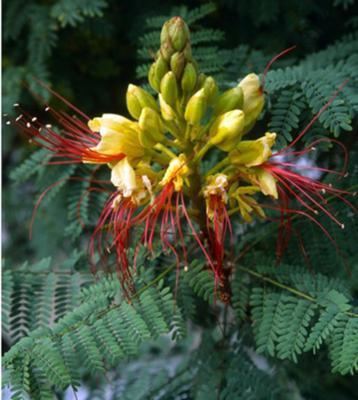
left=148, top=63, right=159, bottom=92
left=239, top=73, right=264, bottom=133
left=213, top=86, right=243, bottom=116
left=184, top=88, right=207, bottom=125
left=167, top=17, right=190, bottom=51
left=126, top=84, right=159, bottom=120
left=181, top=63, right=197, bottom=93
left=160, top=20, right=171, bottom=44
left=196, top=73, right=207, bottom=90
left=160, top=71, right=178, bottom=108
left=182, top=42, right=193, bottom=61
left=159, top=94, right=176, bottom=121
left=170, top=52, right=185, bottom=79
left=209, top=110, right=245, bottom=151
left=148, top=56, right=169, bottom=92
left=160, top=41, right=175, bottom=61
left=139, top=107, right=165, bottom=147
left=202, top=76, right=218, bottom=104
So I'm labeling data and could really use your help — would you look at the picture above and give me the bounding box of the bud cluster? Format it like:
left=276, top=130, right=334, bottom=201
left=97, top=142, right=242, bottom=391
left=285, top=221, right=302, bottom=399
left=92, top=16, right=270, bottom=230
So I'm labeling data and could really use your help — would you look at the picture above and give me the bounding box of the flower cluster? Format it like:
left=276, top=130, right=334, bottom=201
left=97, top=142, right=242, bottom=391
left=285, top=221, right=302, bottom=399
left=14, top=17, right=354, bottom=299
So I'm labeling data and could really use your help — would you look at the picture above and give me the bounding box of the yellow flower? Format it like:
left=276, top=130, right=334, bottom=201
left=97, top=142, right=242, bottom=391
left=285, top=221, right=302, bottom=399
left=88, top=114, right=144, bottom=160
left=209, top=110, right=245, bottom=152
left=229, top=132, right=276, bottom=167
left=239, top=73, right=264, bottom=133
left=111, top=158, right=138, bottom=197
left=203, top=174, right=228, bottom=219
left=256, top=169, right=278, bottom=199
left=160, top=154, right=189, bottom=191
left=229, top=185, right=265, bottom=222
left=111, top=158, right=152, bottom=205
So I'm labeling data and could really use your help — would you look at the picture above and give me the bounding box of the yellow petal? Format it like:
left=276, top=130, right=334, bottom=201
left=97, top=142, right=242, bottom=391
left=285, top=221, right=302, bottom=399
left=257, top=169, right=278, bottom=199
left=88, top=114, right=144, bottom=159
left=111, top=158, right=137, bottom=196
left=160, top=154, right=189, bottom=191
left=230, top=132, right=276, bottom=167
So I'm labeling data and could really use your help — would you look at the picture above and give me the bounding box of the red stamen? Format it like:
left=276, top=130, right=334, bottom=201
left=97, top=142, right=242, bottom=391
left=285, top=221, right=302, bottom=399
left=261, top=46, right=297, bottom=92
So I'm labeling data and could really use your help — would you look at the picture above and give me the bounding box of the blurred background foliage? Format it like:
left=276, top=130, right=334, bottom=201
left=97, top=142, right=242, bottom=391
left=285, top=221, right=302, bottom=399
left=2, top=0, right=358, bottom=399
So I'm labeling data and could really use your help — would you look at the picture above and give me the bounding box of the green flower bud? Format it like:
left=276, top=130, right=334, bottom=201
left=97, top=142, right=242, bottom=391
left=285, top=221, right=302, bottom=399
left=138, top=107, right=165, bottom=147
left=184, top=88, right=207, bottom=125
left=126, top=84, right=159, bottom=120
left=160, top=20, right=170, bottom=44
left=202, top=76, right=218, bottom=105
left=160, top=71, right=178, bottom=108
left=209, top=110, right=245, bottom=151
left=239, top=73, right=264, bottom=133
left=148, top=56, right=169, bottom=92
left=159, top=94, right=176, bottom=121
left=181, top=63, right=197, bottom=93
left=160, top=41, right=175, bottom=61
left=213, top=86, right=244, bottom=116
left=196, top=73, right=207, bottom=90
left=182, top=42, right=193, bottom=61
left=166, top=16, right=190, bottom=51
left=148, top=63, right=160, bottom=92
left=170, top=51, right=185, bottom=80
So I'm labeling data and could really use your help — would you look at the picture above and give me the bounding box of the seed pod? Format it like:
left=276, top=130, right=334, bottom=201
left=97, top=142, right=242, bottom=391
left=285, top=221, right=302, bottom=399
left=213, top=86, right=244, bottom=116
left=184, top=88, right=207, bottom=125
left=160, top=71, right=178, bottom=108
left=202, top=76, right=218, bottom=105
left=126, top=84, right=159, bottom=120
left=170, top=52, right=186, bottom=80
left=181, top=63, right=197, bottom=93
left=209, top=110, right=245, bottom=151
left=138, top=107, right=165, bottom=147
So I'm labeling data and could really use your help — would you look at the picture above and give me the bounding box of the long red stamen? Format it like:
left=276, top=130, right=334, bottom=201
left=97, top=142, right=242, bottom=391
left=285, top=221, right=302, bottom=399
left=12, top=99, right=125, bottom=164
left=261, top=46, right=297, bottom=92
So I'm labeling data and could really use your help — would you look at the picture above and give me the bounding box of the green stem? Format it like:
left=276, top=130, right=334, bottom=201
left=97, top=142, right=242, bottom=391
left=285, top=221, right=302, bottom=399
left=184, top=124, right=191, bottom=142
left=193, top=141, right=213, bottom=163
left=154, top=143, right=177, bottom=159
left=206, top=158, right=230, bottom=177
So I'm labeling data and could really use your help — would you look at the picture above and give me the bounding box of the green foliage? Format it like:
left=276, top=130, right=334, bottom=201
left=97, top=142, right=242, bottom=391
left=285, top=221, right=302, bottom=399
left=3, top=0, right=110, bottom=113
left=51, top=0, right=107, bottom=27
left=2, top=253, right=90, bottom=346
left=179, top=260, right=358, bottom=375
left=265, top=33, right=358, bottom=143
left=3, top=269, right=185, bottom=398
